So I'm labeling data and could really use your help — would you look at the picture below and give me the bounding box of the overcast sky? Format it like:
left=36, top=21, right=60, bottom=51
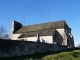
left=0, top=0, right=80, bottom=46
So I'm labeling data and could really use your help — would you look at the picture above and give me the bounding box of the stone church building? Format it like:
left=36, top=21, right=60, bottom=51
left=10, top=20, right=74, bottom=48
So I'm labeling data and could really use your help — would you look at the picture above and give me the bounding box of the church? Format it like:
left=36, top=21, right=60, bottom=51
left=10, top=20, right=74, bottom=48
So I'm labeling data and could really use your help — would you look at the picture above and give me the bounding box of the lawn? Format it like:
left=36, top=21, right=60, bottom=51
left=0, top=50, right=80, bottom=60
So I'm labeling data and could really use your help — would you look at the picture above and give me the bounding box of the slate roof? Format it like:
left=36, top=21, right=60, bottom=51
left=14, top=20, right=71, bottom=38
left=18, top=29, right=55, bottom=38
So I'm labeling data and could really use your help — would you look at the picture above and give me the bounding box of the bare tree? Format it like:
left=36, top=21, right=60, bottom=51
left=0, top=26, right=9, bottom=39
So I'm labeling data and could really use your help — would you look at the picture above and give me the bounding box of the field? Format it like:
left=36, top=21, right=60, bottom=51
left=0, top=50, right=80, bottom=60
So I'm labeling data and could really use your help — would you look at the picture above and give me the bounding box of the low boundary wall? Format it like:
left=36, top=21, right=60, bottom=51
left=0, top=39, right=68, bottom=58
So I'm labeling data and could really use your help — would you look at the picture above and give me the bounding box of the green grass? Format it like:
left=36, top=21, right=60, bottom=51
left=42, top=50, right=80, bottom=60
left=0, top=50, right=80, bottom=60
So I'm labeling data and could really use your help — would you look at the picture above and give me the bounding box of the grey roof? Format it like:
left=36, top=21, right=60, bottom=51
left=18, top=29, right=55, bottom=38
left=14, top=20, right=71, bottom=38
left=15, top=20, right=70, bottom=34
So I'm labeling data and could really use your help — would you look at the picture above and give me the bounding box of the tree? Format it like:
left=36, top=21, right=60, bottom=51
left=0, top=26, right=9, bottom=39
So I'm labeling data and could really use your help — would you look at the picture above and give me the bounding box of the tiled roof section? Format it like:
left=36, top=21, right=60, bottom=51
left=15, top=20, right=71, bottom=34
left=18, top=29, right=55, bottom=38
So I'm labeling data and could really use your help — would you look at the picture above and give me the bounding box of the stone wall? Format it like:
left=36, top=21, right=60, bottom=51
left=0, top=39, right=68, bottom=58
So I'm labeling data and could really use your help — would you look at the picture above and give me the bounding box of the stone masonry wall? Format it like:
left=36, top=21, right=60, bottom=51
left=0, top=39, right=68, bottom=58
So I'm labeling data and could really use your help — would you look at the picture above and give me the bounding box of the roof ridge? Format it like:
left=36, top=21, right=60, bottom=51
left=23, top=20, right=65, bottom=27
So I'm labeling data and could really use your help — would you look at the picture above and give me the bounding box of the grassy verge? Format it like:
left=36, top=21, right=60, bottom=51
left=0, top=50, right=80, bottom=60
